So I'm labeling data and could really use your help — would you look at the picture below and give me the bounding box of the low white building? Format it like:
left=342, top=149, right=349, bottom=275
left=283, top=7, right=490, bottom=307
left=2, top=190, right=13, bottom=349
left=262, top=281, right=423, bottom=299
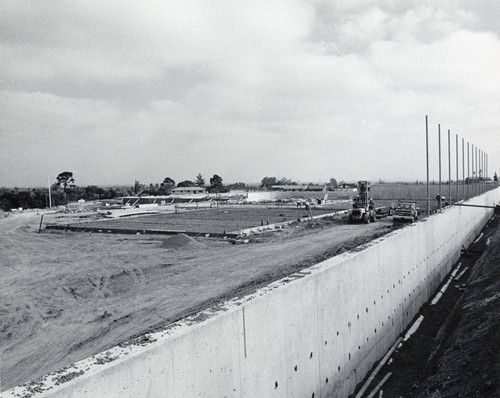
left=171, top=186, right=207, bottom=195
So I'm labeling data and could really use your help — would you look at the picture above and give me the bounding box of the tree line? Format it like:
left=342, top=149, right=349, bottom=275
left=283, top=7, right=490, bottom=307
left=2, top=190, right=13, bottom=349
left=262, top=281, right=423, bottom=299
left=259, top=177, right=338, bottom=190
left=0, top=172, right=230, bottom=211
left=1, top=171, right=344, bottom=212
left=133, top=173, right=229, bottom=195
left=0, top=185, right=126, bottom=211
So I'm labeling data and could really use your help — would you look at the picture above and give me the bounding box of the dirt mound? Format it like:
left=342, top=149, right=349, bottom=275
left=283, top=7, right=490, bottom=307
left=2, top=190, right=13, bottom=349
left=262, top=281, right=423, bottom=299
left=160, top=233, right=203, bottom=250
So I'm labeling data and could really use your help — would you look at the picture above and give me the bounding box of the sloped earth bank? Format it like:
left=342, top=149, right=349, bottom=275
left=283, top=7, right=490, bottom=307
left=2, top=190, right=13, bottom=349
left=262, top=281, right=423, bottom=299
left=0, top=211, right=396, bottom=391
left=349, top=214, right=499, bottom=398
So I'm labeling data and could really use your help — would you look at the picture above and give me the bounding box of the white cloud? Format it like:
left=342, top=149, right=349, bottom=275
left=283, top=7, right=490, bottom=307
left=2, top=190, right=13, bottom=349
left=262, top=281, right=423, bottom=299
left=0, top=0, right=499, bottom=186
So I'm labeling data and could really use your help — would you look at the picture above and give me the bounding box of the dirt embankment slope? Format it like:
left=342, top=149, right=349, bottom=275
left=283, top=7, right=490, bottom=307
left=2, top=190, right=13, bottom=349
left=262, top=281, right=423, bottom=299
left=0, top=212, right=394, bottom=391
left=415, top=218, right=499, bottom=398
left=351, top=215, right=499, bottom=398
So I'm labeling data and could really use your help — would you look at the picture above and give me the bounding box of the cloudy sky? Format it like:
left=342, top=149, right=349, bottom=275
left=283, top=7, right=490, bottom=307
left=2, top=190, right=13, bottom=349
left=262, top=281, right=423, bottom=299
left=1, top=0, right=499, bottom=188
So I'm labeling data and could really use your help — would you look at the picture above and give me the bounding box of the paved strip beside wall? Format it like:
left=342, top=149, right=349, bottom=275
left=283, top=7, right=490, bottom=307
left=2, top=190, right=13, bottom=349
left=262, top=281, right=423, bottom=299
left=2, top=188, right=498, bottom=398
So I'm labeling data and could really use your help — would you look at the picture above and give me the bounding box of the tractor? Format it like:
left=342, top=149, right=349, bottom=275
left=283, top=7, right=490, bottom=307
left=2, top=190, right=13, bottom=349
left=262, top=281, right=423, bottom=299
left=347, top=181, right=377, bottom=224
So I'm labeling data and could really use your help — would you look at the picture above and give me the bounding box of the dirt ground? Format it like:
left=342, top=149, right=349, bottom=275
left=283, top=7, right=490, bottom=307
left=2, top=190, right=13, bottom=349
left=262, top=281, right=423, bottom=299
left=0, top=210, right=395, bottom=391
left=349, top=214, right=499, bottom=398
left=58, top=206, right=340, bottom=234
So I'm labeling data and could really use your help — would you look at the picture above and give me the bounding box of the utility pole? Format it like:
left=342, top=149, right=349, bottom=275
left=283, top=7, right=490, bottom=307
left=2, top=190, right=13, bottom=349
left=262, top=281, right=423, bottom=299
left=48, top=176, right=52, bottom=208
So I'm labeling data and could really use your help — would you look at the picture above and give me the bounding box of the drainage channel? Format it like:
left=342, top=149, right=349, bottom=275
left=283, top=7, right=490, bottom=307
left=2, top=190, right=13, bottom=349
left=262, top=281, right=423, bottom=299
left=348, top=213, right=499, bottom=398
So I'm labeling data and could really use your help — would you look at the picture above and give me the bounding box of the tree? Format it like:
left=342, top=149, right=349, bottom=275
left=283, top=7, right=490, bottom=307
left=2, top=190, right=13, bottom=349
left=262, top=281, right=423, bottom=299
left=494, top=172, right=498, bottom=182
left=177, top=180, right=195, bottom=187
left=209, top=174, right=225, bottom=193
left=162, top=177, right=175, bottom=186
left=56, top=171, right=75, bottom=190
left=195, top=173, right=206, bottom=187
left=260, top=177, right=277, bottom=189
left=277, top=177, right=296, bottom=186
left=158, top=177, right=175, bottom=195
left=329, top=178, right=338, bottom=187
left=133, top=180, right=143, bottom=194
left=55, top=171, right=76, bottom=203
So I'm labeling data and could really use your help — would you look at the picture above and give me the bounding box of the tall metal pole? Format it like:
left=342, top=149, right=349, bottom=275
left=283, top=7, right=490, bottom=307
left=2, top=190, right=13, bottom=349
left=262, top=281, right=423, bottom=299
left=426, top=115, right=430, bottom=217
left=462, top=138, right=465, bottom=200
left=438, top=124, right=442, bottom=212
left=471, top=144, right=475, bottom=197
left=483, top=151, right=485, bottom=191
left=456, top=134, right=459, bottom=202
left=467, top=142, right=470, bottom=199
left=448, top=129, right=451, bottom=203
left=477, top=146, right=479, bottom=193
left=478, top=148, right=480, bottom=194
left=479, top=149, right=484, bottom=193
left=484, top=152, right=488, bottom=192
left=486, top=153, right=488, bottom=182
left=481, top=150, right=484, bottom=193
left=485, top=153, right=488, bottom=181
left=485, top=153, right=487, bottom=184
left=477, top=147, right=479, bottom=194
left=475, top=146, right=478, bottom=195
left=479, top=149, right=482, bottom=194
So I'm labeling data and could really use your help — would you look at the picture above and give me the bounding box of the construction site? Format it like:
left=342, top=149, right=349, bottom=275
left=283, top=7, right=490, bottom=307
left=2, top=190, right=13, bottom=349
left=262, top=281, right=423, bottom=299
left=1, top=182, right=499, bottom=398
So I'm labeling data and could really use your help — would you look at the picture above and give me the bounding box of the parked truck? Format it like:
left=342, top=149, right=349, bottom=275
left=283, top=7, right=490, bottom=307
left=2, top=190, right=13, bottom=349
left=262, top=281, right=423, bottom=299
left=393, top=201, right=419, bottom=223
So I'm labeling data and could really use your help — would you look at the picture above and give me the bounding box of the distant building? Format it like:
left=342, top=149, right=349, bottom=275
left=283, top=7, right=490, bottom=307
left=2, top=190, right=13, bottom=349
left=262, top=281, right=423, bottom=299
left=171, top=186, right=207, bottom=195
left=305, top=185, right=327, bottom=192
left=270, top=185, right=308, bottom=191
left=270, top=185, right=327, bottom=192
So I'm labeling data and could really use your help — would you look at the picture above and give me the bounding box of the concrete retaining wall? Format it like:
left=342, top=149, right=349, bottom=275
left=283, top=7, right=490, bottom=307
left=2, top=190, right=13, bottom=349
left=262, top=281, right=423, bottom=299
left=3, top=188, right=498, bottom=398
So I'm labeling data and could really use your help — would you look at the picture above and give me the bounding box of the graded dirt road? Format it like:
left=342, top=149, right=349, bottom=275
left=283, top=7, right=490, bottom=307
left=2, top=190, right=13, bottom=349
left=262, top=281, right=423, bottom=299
left=0, top=211, right=394, bottom=391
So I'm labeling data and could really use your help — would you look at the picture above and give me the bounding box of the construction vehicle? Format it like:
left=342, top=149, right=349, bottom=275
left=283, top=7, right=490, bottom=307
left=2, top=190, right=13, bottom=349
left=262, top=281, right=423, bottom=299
left=347, top=181, right=377, bottom=224
left=374, top=206, right=391, bottom=219
left=393, top=201, right=419, bottom=223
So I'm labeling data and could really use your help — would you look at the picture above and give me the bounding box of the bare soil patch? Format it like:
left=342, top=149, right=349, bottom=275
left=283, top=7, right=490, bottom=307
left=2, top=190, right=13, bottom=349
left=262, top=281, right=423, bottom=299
left=55, top=206, right=339, bottom=234
left=0, top=211, right=394, bottom=391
